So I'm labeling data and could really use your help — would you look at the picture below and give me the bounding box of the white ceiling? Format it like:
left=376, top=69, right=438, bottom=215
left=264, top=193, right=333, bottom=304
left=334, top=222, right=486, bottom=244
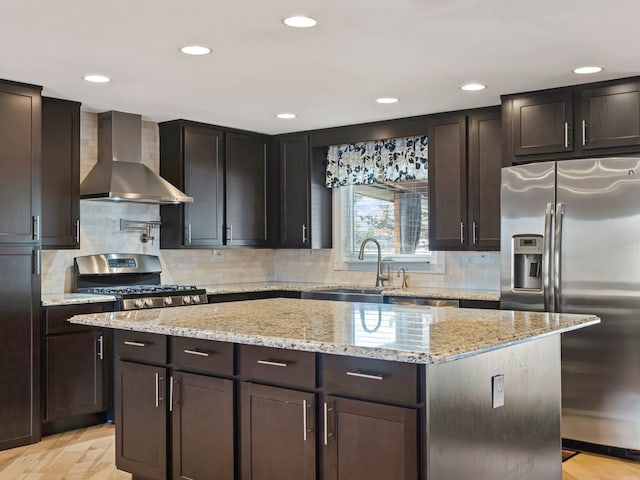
left=2, top=0, right=639, bottom=134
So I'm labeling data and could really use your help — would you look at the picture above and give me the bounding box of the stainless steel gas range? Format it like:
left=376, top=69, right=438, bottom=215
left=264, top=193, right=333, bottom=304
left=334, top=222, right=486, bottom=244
left=73, top=253, right=207, bottom=310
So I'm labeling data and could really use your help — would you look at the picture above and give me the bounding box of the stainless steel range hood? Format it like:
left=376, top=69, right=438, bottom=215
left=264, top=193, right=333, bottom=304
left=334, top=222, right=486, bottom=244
left=80, top=111, right=193, bottom=204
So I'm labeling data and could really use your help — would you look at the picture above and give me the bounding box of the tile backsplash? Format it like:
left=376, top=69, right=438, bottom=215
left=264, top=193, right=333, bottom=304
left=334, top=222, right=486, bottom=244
left=41, top=112, right=500, bottom=294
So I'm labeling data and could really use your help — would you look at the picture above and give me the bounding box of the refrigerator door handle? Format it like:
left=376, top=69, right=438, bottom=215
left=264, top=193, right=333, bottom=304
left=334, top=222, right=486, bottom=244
left=554, top=203, right=565, bottom=313
left=543, top=203, right=554, bottom=312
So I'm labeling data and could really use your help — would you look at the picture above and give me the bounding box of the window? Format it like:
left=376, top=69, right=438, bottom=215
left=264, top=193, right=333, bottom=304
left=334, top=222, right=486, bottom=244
left=336, top=179, right=441, bottom=269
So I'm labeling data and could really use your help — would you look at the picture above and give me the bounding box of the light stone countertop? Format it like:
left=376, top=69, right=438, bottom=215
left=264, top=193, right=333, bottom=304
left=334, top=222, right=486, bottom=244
left=41, top=293, right=118, bottom=306
left=69, top=298, right=598, bottom=364
left=200, top=282, right=501, bottom=301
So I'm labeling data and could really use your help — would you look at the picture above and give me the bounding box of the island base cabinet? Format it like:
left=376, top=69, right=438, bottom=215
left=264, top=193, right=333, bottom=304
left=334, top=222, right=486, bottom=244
left=172, top=372, right=234, bottom=480
left=241, top=383, right=316, bottom=480
left=322, top=396, right=418, bottom=480
left=115, top=360, right=167, bottom=480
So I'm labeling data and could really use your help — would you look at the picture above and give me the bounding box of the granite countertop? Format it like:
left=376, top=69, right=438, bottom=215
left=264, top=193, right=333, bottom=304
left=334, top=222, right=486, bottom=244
left=200, top=282, right=501, bottom=301
left=41, top=293, right=118, bottom=306
left=69, top=298, right=598, bottom=364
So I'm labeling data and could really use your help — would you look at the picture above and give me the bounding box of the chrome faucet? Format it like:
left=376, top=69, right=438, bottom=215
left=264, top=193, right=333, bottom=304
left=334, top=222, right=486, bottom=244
left=397, top=267, right=408, bottom=290
left=358, top=238, right=390, bottom=287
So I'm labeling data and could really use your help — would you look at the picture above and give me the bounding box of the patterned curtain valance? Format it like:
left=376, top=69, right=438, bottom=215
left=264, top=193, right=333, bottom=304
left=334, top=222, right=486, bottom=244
left=326, top=135, right=428, bottom=188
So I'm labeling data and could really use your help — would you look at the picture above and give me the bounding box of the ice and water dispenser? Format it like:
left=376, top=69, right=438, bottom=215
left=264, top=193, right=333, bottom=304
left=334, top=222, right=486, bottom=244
left=512, top=234, right=543, bottom=290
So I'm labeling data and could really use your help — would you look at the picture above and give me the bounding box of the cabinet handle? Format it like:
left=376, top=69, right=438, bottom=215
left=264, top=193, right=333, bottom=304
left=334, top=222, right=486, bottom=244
left=155, top=373, right=160, bottom=408
left=346, top=371, right=384, bottom=381
left=226, top=225, right=233, bottom=244
left=564, top=122, right=570, bottom=148
left=256, top=360, right=288, bottom=368
left=460, top=222, right=465, bottom=244
left=472, top=221, right=478, bottom=246
left=323, top=402, right=334, bottom=445
left=97, top=335, right=104, bottom=360
left=33, top=215, right=40, bottom=241
left=302, top=224, right=307, bottom=243
left=123, top=341, right=147, bottom=347
left=303, top=399, right=308, bottom=441
left=184, top=349, right=210, bottom=357
left=75, top=219, right=80, bottom=244
left=33, top=249, right=41, bottom=275
left=185, top=224, right=192, bottom=245
left=582, top=120, right=587, bottom=146
left=169, top=376, right=174, bottom=412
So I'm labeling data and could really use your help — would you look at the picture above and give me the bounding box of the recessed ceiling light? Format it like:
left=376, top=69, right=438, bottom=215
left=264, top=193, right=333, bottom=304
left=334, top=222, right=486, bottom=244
left=180, top=45, right=211, bottom=56
left=573, top=66, right=603, bottom=75
left=283, top=16, right=318, bottom=28
left=276, top=113, right=297, bottom=119
left=83, top=74, right=111, bottom=84
left=460, top=83, right=486, bottom=91
left=376, top=97, right=399, bottom=104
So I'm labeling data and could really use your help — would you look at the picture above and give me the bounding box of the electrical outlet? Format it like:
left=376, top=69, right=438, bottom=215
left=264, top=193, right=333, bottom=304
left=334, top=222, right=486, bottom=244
left=212, top=250, right=224, bottom=258
left=492, top=374, right=505, bottom=408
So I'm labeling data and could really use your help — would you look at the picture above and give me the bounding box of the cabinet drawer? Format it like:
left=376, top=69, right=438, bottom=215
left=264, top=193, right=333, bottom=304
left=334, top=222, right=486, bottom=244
left=239, top=345, right=316, bottom=389
left=45, top=303, right=111, bottom=335
left=322, top=355, right=418, bottom=405
left=115, top=330, right=167, bottom=365
left=171, top=337, right=233, bottom=376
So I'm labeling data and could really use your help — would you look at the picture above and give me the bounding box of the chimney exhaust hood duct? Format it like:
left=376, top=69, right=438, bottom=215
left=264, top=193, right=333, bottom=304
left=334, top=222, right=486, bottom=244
left=80, top=111, right=193, bottom=204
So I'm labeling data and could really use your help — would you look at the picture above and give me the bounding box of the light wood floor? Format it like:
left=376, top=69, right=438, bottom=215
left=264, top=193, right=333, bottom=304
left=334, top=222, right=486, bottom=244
left=0, top=423, right=639, bottom=479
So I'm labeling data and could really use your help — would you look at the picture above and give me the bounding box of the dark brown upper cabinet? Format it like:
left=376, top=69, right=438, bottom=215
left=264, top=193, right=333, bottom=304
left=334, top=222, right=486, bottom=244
left=428, top=108, right=502, bottom=252
left=467, top=107, right=502, bottom=251
left=428, top=113, right=468, bottom=251
left=279, top=134, right=332, bottom=249
left=503, top=76, right=640, bottom=165
left=0, top=80, right=41, bottom=244
left=160, top=121, right=225, bottom=248
left=580, top=81, right=640, bottom=150
left=41, top=97, right=80, bottom=249
left=511, top=91, right=573, bottom=157
left=225, top=132, right=273, bottom=247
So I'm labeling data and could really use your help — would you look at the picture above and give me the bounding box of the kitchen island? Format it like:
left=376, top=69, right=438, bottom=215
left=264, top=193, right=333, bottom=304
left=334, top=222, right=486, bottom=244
left=70, top=299, right=598, bottom=480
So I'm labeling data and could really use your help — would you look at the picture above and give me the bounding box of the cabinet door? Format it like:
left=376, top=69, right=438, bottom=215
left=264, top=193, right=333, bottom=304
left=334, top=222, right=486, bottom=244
left=428, top=114, right=468, bottom=250
left=280, top=135, right=310, bottom=247
left=512, top=92, right=573, bottom=156
left=45, top=331, right=105, bottom=421
left=115, top=360, right=167, bottom=480
left=0, top=81, right=41, bottom=244
left=323, top=396, right=418, bottom=480
left=172, top=372, right=234, bottom=480
left=580, top=81, right=640, bottom=150
left=184, top=126, right=225, bottom=247
left=0, top=246, right=40, bottom=450
left=226, top=133, right=270, bottom=246
left=42, top=97, right=80, bottom=249
left=241, top=383, right=315, bottom=480
left=468, top=108, right=501, bottom=250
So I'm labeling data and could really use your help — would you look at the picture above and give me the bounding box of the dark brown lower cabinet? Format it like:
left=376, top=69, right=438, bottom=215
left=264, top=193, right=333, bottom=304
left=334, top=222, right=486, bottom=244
left=115, top=360, right=167, bottom=480
left=172, top=372, right=234, bottom=480
left=45, top=331, right=107, bottom=420
left=241, top=383, right=316, bottom=480
left=322, top=396, right=418, bottom=480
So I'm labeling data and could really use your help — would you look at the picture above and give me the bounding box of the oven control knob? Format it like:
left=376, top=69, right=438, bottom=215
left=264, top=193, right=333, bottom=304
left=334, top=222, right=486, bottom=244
left=144, top=298, right=154, bottom=308
left=164, top=297, right=173, bottom=306
left=134, top=299, right=144, bottom=309
left=183, top=296, right=192, bottom=305
left=192, top=295, right=201, bottom=304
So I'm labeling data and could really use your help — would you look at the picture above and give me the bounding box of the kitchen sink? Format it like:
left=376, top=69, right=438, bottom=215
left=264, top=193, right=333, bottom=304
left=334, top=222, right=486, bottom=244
left=301, top=286, right=384, bottom=303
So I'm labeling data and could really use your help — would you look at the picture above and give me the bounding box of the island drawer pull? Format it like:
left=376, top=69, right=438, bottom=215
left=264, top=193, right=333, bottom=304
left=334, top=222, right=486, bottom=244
left=346, top=371, right=384, bottom=381
left=124, top=341, right=147, bottom=347
left=257, top=360, right=289, bottom=368
left=184, top=349, right=210, bottom=357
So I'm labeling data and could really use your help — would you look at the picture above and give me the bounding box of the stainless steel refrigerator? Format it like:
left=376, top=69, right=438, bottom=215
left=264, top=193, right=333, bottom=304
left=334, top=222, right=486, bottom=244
left=501, top=157, right=640, bottom=452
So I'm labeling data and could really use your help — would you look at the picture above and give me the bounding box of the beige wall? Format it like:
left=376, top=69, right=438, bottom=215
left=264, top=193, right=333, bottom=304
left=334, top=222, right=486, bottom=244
left=41, top=113, right=500, bottom=294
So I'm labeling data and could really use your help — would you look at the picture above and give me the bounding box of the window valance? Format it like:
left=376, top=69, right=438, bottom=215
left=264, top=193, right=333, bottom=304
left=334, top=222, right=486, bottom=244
left=325, top=135, right=428, bottom=188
